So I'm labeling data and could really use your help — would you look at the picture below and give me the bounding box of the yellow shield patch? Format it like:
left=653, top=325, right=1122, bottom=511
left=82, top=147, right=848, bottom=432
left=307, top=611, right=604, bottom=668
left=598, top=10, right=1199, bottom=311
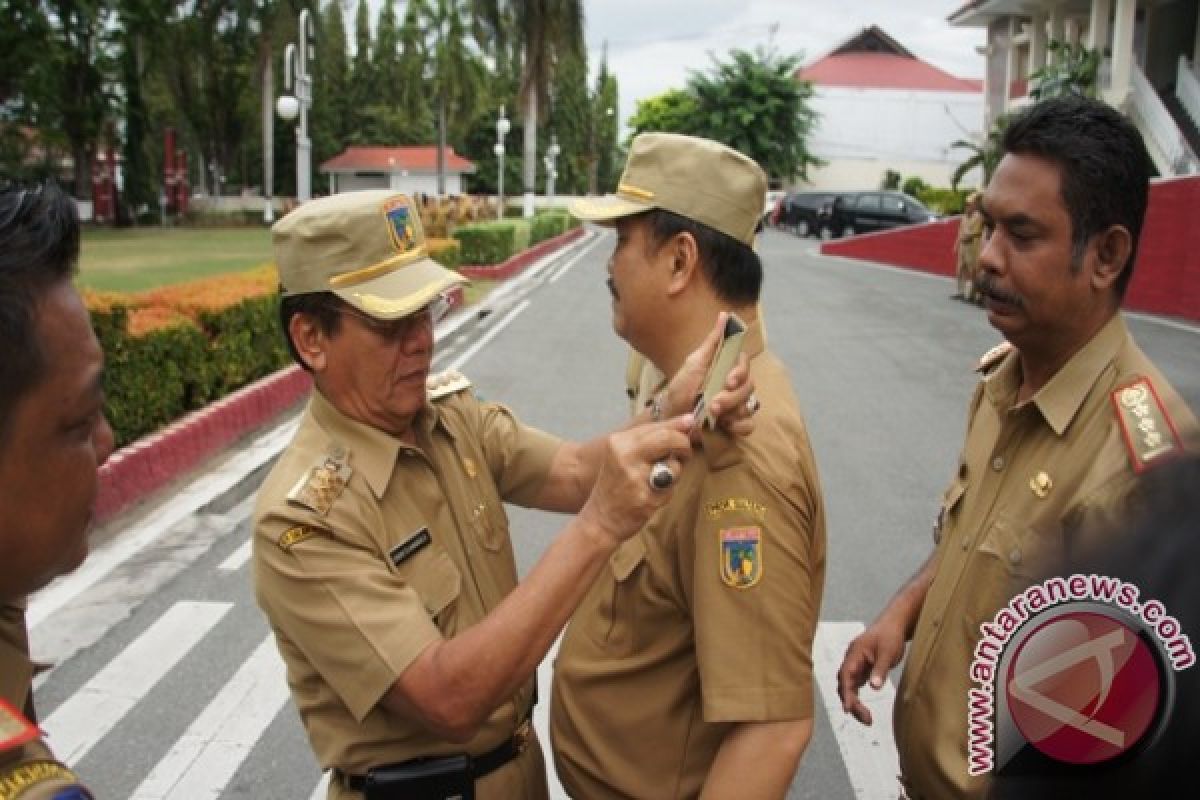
left=720, top=527, right=762, bottom=589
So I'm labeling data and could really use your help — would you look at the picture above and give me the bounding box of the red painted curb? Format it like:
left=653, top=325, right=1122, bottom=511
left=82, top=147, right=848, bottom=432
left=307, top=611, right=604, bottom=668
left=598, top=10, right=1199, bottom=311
left=459, top=226, right=585, bottom=281
left=94, top=366, right=313, bottom=523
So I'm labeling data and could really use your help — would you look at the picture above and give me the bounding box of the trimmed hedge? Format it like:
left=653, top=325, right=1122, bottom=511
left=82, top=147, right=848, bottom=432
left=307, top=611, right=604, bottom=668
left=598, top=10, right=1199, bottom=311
left=530, top=211, right=571, bottom=244
left=92, top=294, right=290, bottom=448
left=428, top=237, right=462, bottom=269
left=453, top=212, right=580, bottom=264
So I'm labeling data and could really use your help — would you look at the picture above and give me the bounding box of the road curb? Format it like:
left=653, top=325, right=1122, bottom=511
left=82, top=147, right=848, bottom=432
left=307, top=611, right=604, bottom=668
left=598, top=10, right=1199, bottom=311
left=93, top=228, right=588, bottom=524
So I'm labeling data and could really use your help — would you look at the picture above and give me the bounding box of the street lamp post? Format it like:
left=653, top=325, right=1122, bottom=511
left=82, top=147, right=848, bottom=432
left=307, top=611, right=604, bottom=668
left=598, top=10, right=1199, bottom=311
left=494, top=106, right=510, bottom=220
left=276, top=9, right=315, bottom=203
left=544, top=135, right=561, bottom=206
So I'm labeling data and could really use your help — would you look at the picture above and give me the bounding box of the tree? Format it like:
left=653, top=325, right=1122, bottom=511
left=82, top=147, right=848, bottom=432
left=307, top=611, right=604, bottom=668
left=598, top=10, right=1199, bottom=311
left=627, top=89, right=700, bottom=137
left=547, top=47, right=588, bottom=195
left=592, top=58, right=618, bottom=193
left=424, top=0, right=484, bottom=195
left=950, top=113, right=1010, bottom=189
left=313, top=0, right=353, bottom=193
left=1030, top=40, right=1100, bottom=100
left=686, top=47, right=820, bottom=185
left=395, top=0, right=435, bottom=141
left=349, top=0, right=375, bottom=122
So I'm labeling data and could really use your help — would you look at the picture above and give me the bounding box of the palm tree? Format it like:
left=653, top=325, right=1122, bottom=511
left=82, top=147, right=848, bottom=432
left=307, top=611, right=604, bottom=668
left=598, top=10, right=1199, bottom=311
left=950, top=113, right=1010, bottom=190
left=418, top=0, right=484, bottom=196
left=475, top=1, right=583, bottom=215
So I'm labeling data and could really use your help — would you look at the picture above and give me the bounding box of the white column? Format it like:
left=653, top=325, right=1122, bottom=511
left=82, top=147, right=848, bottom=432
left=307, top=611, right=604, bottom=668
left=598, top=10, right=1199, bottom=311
left=1049, top=4, right=1066, bottom=58
left=1109, top=0, right=1138, bottom=106
left=1065, top=17, right=1081, bottom=48
left=1006, top=17, right=1022, bottom=101
left=1030, top=13, right=1049, bottom=72
left=1089, top=0, right=1113, bottom=51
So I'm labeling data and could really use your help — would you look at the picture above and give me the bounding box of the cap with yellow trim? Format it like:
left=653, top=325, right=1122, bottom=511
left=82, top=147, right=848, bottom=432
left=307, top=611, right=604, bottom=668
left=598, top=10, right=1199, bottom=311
left=272, top=190, right=467, bottom=320
left=570, top=132, right=767, bottom=247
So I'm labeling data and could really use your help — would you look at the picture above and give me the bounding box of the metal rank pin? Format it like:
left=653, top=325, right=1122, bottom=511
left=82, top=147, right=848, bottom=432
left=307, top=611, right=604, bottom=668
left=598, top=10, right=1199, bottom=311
left=1029, top=471, right=1053, bottom=499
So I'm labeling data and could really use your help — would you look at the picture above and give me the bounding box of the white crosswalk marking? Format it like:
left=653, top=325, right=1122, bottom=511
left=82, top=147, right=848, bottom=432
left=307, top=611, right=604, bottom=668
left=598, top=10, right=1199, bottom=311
left=217, top=539, right=252, bottom=572
left=307, top=772, right=330, bottom=800
left=130, top=636, right=291, bottom=800
left=813, top=621, right=902, bottom=800
left=41, top=601, right=233, bottom=765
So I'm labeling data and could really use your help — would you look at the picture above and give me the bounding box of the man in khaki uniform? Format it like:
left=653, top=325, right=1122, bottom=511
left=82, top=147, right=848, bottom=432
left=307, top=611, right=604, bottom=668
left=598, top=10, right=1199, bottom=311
left=551, top=134, right=827, bottom=798
left=954, top=191, right=983, bottom=302
left=253, top=190, right=755, bottom=799
left=837, top=96, right=1200, bottom=799
left=0, top=185, right=114, bottom=798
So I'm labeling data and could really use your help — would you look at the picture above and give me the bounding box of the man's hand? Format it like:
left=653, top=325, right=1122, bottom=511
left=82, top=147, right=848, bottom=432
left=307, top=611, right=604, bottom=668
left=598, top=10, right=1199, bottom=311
left=836, top=616, right=908, bottom=725
left=578, top=415, right=694, bottom=548
left=664, top=312, right=757, bottom=439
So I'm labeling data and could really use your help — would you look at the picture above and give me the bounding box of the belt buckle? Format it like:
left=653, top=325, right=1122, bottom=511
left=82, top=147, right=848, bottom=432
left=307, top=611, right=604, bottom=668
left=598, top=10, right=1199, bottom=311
left=513, top=719, right=532, bottom=754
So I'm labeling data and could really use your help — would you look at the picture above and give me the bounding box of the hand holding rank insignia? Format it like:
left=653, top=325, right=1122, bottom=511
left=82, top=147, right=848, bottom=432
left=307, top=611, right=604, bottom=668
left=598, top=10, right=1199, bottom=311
left=287, top=444, right=354, bottom=516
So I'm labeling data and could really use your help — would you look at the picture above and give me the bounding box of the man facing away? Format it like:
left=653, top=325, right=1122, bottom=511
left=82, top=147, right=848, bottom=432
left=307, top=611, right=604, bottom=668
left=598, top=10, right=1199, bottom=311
left=837, top=95, right=1199, bottom=799
left=551, top=133, right=827, bottom=799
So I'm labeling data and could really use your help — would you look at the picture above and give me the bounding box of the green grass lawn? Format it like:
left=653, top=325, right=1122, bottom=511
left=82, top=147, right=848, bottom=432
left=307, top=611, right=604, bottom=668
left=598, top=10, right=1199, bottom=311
left=78, top=226, right=274, bottom=292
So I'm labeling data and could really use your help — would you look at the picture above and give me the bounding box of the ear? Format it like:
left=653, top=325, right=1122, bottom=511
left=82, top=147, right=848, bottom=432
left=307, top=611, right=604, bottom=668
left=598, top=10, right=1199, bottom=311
left=665, top=231, right=701, bottom=296
left=288, top=312, right=329, bottom=372
left=1089, top=225, right=1132, bottom=293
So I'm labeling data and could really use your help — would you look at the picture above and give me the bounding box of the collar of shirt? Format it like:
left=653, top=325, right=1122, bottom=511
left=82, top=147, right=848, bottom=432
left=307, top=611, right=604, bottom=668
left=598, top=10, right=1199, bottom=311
left=985, top=314, right=1127, bottom=436
left=308, top=389, right=452, bottom=499
left=0, top=604, right=34, bottom=713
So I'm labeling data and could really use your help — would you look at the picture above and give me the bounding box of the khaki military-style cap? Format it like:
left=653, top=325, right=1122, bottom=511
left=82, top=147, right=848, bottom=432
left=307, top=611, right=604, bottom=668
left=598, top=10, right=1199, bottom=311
left=272, top=190, right=466, bottom=319
left=571, top=133, right=767, bottom=246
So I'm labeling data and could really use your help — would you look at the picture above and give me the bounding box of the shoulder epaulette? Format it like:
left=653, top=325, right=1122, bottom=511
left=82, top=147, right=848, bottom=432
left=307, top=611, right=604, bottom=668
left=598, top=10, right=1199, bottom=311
left=286, top=441, right=353, bottom=516
left=427, top=369, right=472, bottom=400
left=1111, top=377, right=1184, bottom=474
left=976, top=341, right=1014, bottom=374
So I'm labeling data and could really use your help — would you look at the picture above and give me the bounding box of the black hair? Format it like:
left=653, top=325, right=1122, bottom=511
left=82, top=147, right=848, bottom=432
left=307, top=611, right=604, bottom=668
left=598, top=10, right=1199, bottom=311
left=0, top=184, right=81, bottom=442
left=279, top=291, right=344, bottom=372
left=640, top=209, right=763, bottom=306
left=1001, top=95, right=1150, bottom=298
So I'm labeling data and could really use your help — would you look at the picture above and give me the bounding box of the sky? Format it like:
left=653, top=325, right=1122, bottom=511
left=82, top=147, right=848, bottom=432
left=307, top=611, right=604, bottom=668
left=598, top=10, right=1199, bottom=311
left=582, top=0, right=986, bottom=130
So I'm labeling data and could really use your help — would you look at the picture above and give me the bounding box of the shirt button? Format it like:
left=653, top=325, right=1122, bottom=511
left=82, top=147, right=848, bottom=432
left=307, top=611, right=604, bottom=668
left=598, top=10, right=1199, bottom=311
left=1009, top=548, right=1022, bottom=565
left=992, top=456, right=1005, bottom=471
left=961, top=538, right=969, bottom=551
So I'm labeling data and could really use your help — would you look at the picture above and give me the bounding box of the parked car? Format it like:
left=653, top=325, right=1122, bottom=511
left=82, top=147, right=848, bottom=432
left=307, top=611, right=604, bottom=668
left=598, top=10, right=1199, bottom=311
left=777, top=191, right=847, bottom=238
left=820, top=191, right=936, bottom=238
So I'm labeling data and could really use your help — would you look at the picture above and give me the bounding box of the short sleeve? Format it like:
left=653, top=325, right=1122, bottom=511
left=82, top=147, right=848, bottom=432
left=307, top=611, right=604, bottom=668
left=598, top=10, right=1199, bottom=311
left=691, top=466, right=823, bottom=723
left=475, top=401, right=562, bottom=507
left=253, top=497, right=449, bottom=723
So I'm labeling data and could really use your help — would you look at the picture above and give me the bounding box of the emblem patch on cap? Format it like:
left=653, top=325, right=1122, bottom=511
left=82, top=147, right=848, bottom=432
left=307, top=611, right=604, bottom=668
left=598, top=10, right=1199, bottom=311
left=382, top=196, right=416, bottom=253
left=719, top=526, right=762, bottom=589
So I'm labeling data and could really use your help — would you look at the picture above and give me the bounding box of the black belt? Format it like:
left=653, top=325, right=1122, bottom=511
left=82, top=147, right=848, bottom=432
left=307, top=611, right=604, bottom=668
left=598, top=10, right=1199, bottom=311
left=338, top=719, right=532, bottom=792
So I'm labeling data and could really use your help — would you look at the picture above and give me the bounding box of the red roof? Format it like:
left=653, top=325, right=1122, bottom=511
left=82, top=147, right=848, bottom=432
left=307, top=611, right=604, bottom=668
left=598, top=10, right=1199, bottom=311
left=797, top=52, right=982, bottom=93
left=320, top=146, right=475, bottom=174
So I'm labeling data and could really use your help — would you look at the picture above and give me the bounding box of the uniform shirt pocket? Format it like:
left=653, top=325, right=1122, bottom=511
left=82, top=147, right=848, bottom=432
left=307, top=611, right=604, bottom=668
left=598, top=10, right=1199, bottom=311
left=392, top=545, right=464, bottom=630
left=971, top=514, right=1060, bottom=622
left=592, top=535, right=648, bottom=655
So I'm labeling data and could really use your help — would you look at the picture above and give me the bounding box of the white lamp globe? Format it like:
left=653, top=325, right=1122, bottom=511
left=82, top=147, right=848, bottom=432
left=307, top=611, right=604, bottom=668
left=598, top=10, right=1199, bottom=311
left=276, top=95, right=300, bottom=121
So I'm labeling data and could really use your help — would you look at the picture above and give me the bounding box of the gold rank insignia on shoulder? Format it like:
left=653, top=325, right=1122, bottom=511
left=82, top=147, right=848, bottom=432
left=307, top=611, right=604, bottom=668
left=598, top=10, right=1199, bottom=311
left=976, top=341, right=1013, bottom=373
left=704, top=496, right=768, bottom=522
left=427, top=369, right=472, bottom=400
left=719, top=526, right=762, bottom=589
left=277, top=524, right=321, bottom=551
left=1111, top=378, right=1184, bottom=473
left=0, top=698, right=38, bottom=753
left=0, top=758, right=85, bottom=799
left=287, top=444, right=353, bottom=516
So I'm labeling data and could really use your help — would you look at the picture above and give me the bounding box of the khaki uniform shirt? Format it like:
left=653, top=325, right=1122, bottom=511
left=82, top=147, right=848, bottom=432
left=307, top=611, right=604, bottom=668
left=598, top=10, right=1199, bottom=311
left=551, top=317, right=827, bottom=799
left=894, top=315, right=1200, bottom=799
left=0, top=603, right=90, bottom=798
left=253, top=382, right=561, bottom=800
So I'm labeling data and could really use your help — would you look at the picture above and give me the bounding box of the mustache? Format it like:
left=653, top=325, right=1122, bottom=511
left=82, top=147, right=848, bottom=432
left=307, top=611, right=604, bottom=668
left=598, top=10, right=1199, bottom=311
left=975, top=274, right=1024, bottom=308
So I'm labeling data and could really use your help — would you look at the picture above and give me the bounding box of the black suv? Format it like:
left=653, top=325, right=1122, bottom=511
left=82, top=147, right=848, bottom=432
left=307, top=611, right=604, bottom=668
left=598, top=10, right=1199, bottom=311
left=820, top=191, right=935, bottom=238
left=776, top=191, right=846, bottom=238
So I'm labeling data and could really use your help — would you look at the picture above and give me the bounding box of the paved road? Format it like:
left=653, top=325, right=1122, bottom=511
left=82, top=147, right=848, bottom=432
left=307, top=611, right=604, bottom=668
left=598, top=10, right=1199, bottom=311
left=28, top=228, right=1200, bottom=799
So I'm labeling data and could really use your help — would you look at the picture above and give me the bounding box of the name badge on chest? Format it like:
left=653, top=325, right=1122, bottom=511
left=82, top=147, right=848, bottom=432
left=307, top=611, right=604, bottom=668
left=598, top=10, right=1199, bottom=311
left=389, top=527, right=432, bottom=566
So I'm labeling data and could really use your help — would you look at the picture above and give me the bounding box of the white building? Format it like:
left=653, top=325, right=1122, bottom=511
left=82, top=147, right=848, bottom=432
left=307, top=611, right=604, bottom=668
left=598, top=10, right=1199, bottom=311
left=320, top=146, right=477, bottom=195
left=949, top=0, right=1200, bottom=177
left=796, top=26, right=986, bottom=190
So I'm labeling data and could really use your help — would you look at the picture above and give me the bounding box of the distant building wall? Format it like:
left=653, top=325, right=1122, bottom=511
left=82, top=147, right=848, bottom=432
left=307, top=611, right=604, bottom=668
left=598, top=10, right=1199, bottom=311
left=802, top=87, right=984, bottom=191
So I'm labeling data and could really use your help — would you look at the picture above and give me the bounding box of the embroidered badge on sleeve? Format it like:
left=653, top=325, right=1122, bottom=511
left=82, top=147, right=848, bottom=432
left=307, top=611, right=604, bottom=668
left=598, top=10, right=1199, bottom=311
left=719, top=527, right=763, bottom=589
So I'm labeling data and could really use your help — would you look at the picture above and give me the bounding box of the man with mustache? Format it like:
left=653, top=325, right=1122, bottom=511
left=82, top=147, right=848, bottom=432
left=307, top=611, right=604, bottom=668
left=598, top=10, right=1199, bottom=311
left=550, top=133, right=826, bottom=798
left=837, top=95, right=1199, bottom=799
left=252, top=190, right=755, bottom=799
left=0, top=184, right=114, bottom=798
